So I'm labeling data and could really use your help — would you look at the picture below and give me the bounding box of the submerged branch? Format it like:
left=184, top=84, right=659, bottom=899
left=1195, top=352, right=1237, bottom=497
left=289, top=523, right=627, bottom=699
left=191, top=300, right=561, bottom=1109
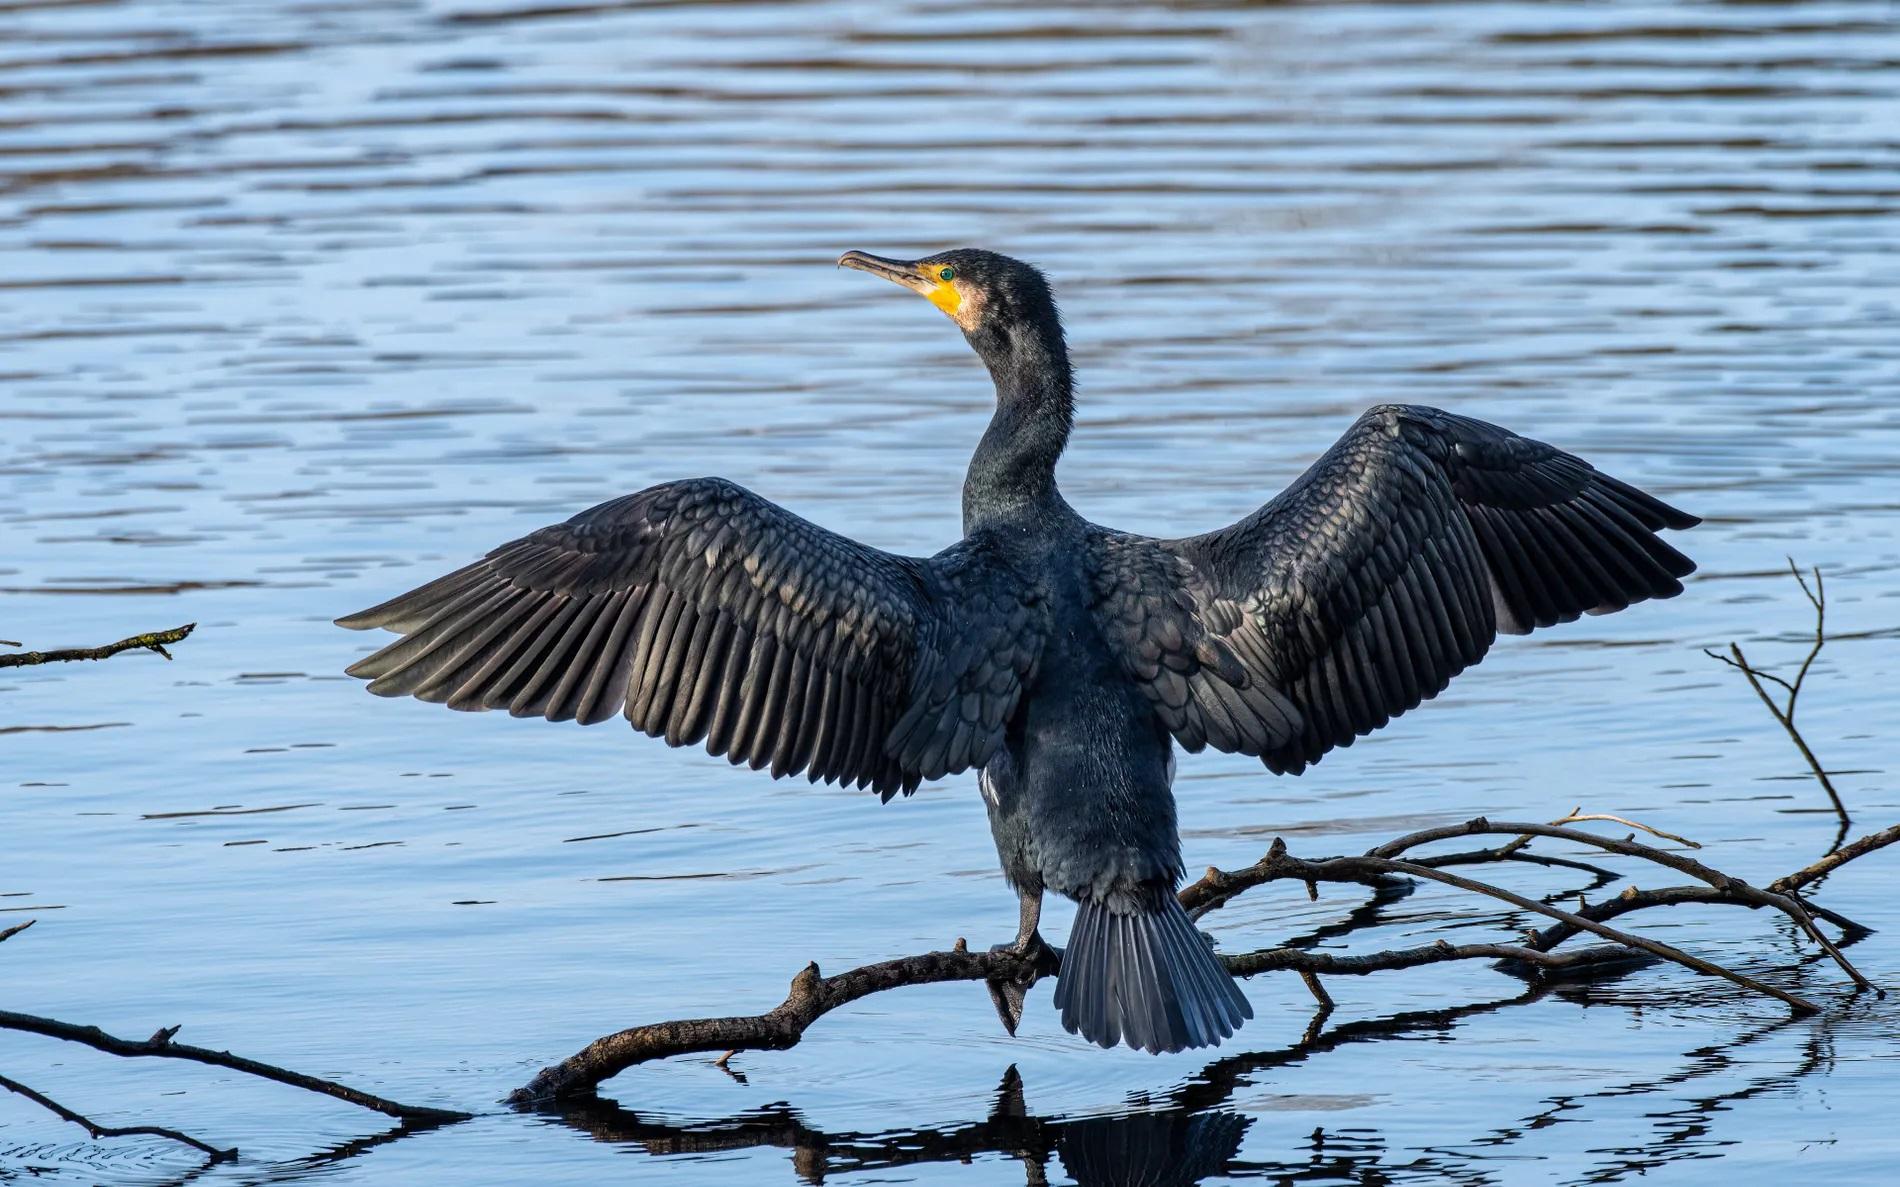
left=0, top=623, right=196, bottom=668
left=0, top=1073, right=234, bottom=1163
left=0, top=1008, right=468, bottom=1126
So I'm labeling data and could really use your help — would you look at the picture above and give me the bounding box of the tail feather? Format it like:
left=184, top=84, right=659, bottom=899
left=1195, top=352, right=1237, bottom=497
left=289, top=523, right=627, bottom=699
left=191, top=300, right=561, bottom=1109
left=1055, top=893, right=1252, bottom=1054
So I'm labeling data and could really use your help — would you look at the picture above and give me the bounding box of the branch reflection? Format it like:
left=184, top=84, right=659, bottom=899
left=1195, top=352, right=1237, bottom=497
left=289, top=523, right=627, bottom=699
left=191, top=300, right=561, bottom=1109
left=540, top=983, right=1866, bottom=1186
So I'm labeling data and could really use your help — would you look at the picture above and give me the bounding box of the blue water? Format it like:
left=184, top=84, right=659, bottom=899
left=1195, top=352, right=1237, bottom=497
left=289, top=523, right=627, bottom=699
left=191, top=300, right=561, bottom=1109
left=3, top=0, right=1898, bottom=1182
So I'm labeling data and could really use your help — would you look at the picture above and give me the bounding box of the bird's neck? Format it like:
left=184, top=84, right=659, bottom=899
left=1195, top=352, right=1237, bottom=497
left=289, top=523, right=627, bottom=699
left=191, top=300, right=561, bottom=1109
left=962, top=319, right=1074, bottom=531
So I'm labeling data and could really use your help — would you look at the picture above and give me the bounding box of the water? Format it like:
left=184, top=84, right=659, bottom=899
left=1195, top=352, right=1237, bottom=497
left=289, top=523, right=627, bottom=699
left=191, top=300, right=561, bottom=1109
left=3, top=0, right=1898, bottom=1182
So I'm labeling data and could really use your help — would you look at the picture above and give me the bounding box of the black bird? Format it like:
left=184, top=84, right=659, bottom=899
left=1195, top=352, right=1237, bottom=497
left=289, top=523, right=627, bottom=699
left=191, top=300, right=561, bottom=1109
left=338, top=249, right=1697, bottom=1055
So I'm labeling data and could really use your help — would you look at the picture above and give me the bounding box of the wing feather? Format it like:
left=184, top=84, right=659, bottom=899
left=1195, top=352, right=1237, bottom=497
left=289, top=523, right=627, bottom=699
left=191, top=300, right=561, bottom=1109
left=340, top=477, right=1044, bottom=798
left=1090, top=404, right=1696, bottom=774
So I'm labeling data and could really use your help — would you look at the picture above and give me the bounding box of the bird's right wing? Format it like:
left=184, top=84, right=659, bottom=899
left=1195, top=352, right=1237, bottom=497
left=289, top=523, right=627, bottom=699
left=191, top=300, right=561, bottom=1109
left=338, top=477, right=1044, bottom=800
left=1090, top=404, right=1697, bottom=774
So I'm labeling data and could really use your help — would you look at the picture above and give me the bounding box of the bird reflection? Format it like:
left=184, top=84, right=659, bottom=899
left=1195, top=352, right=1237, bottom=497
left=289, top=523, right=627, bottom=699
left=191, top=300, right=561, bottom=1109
left=1055, top=1109, right=1248, bottom=1187
left=552, top=1064, right=1248, bottom=1187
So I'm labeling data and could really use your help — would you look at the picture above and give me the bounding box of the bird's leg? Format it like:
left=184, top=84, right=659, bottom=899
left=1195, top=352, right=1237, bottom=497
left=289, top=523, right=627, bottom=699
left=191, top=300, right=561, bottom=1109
left=1011, top=888, right=1043, bottom=952
left=986, top=890, right=1055, bottom=1036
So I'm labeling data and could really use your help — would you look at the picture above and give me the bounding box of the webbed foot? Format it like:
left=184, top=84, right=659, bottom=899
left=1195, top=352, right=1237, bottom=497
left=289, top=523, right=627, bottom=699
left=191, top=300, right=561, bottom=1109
left=985, top=891, right=1055, bottom=1036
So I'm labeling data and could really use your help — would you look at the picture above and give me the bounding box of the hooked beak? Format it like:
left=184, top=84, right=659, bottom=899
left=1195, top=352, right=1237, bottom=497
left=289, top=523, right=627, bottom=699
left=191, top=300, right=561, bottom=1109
left=837, top=250, right=930, bottom=295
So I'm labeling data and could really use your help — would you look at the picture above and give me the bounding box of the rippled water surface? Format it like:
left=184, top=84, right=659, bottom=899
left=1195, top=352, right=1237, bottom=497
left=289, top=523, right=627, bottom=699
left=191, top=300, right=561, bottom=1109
left=4, top=0, right=1899, bottom=1182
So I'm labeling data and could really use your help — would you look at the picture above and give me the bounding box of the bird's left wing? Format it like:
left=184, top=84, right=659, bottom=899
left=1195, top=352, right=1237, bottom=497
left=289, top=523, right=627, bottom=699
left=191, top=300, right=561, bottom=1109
left=338, top=477, right=1042, bottom=799
left=1089, top=404, right=1697, bottom=775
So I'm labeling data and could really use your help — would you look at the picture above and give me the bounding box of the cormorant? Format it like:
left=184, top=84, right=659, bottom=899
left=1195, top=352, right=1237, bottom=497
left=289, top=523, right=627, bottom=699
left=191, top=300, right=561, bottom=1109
left=338, top=249, right=1697, bottom=1055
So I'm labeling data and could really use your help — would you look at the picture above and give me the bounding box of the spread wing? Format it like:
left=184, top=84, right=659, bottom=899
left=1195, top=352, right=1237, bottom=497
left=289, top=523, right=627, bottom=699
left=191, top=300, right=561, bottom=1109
left=1091, top=404, right=1698, bottom=774
left=338, top=477, right=1044, bottom=800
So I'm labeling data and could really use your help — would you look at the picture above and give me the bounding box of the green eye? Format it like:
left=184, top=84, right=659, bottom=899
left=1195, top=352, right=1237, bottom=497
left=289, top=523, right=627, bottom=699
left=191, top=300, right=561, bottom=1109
left=938, top=266, right=956, bottom=282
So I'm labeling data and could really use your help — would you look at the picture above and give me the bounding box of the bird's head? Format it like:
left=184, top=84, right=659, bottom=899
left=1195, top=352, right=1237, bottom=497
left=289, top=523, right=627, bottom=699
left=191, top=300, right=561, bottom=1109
left=837, top=248, right=1059, bottom=338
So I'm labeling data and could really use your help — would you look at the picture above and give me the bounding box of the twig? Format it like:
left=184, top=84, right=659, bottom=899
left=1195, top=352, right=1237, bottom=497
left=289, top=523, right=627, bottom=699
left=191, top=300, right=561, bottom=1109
left=1410, top=844, right=1620, bottom=880
left=1703, top=560, right=1846, bottom=822
left=0, top=1073, right=235, bottom=1163
left=0, top=1010, right=468, bottom=1124
left=1550, top=807, right=1700, bottom=849
left=0, top=623, right=196, bottom=668
left=0, top=919, right=33, bottom=945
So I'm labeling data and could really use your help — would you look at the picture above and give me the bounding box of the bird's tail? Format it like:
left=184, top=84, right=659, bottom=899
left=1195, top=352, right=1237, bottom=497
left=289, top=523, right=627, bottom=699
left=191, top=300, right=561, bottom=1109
left=1053, top=890, right=1252, bottom=1054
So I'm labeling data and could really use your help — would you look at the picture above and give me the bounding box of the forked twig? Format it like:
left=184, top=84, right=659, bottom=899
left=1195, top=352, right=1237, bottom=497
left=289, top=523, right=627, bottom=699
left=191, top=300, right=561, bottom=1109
left=1704, top=560, right=1845, bottom=822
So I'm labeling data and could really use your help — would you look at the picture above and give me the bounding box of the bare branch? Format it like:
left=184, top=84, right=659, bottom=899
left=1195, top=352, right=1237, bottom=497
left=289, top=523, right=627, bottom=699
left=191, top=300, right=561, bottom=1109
left=1519, top=883, right=1843, bottom=963
left=513, top=813, right=1900, bottom=1103
left=1771, top=823, right=1900, bottom=896
left=1726, top=641, right=1845, bottom=819
left=0, top=919, right=34, bottom=945
left=0, top=1009, right=468, bottom=1124
left=510, top=944, right=1060, bottom=1105
left=1225, top=846, right=1820, bottom=1013
left=1228, top=939, right=1649, bottom=980
left=0, top=1073, right=234, bottom=1163
left=1364, top=817, right=1873, bottom=992
left=511, top=918, right=1649, bottom=1105
left=0, top=624, right=196, bottom=669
